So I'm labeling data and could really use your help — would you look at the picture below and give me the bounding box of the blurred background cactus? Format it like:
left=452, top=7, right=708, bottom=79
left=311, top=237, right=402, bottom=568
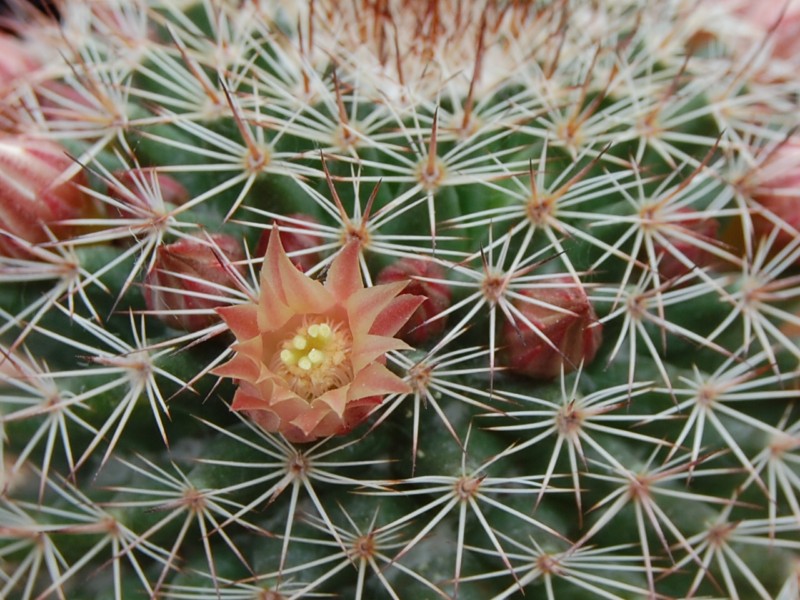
left=1, top=0, right=800, bottom=598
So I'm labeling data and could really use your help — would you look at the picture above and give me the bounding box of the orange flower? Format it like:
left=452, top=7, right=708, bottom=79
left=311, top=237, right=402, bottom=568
left=214, top=228, right=423, bottom=443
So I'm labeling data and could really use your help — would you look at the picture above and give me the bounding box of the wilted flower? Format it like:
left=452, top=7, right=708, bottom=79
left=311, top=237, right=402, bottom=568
left=215, top=228, right=423, bottom=443
left=145, top=234, right=245, bottom=332
left=502, top=279, right=603, bottom=379
left=376, top=258, right=451, bottom=345
left=0, top=136, right=92, bottom=256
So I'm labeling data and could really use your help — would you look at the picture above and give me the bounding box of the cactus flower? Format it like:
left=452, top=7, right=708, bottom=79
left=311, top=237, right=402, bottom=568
left=215, top=228, right=423, bottom=443
left=376, top=258, right=451, bottom=345
left=145, top=234, right=245, bottom=332
left=0, top=136, right=91, bottom=256
left=502, top=280, right=603, bottom=379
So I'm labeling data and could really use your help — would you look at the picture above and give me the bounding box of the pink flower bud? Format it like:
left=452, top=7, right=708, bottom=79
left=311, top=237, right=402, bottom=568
left=502, top=280, right=602, bottom=379
left=0, top=34, right=39, bottom=91
left=145, top=234, right=245, bottom=331
left=34, top=80, right=96, bottom=118
left=0, top=136, right=92, bottom=256
left=255, top=215, right=323, bottom=272
left=722, top=0, right=800, bottom=61
left=106, top=169, right=188, bottom=219
left=376, top=258, right=451, bottom=345
left=751, top=140, right=800, bottom=253
left=653, top=209, right=720, bottom=280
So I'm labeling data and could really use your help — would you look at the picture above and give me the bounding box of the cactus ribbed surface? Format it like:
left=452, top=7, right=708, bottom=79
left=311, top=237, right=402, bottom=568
left=2, top=1, right=800, bottom=598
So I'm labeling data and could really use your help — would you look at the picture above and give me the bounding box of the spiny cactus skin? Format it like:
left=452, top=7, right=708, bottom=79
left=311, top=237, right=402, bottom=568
left=1, top=1, right=800, bottom=598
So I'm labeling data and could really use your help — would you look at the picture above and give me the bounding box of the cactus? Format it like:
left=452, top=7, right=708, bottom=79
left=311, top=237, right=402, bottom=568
left=2, top=0, right=800, bottom=598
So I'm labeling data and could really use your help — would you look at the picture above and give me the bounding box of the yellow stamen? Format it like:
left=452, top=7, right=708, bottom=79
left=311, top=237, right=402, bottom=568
left=280, top=349, right=296, bottom=365
left=275, top=318, right=353, bottom=400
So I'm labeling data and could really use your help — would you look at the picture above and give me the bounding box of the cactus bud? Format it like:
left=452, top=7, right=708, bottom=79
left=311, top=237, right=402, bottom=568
left=723, top=0, right=800, bottom=61
left=0, top=135, right=91, bottom=256
left=145, top=234, right=245, bottom=332
left=502, top=279, right=602, bottom=379
left=376, top=258, right=451, bottom=345
left=0, top=33, right=39, bottom=92
left=750, top=140, right=800, bottom=255
left=653, top=209, right=720, bottom=280
left=255, top=214, right=323, bottom=272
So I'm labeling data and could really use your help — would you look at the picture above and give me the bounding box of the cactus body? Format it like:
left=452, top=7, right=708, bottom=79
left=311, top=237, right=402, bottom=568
left=1, top=1, right=800, bottom=599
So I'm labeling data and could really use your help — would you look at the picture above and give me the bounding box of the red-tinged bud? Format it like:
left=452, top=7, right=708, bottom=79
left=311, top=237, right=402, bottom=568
left=35, top=80, right=96, bottom=116
left=106, top=169, right=188, bottom=219
left=653, top=209, right=720, bottom=280
left=502, top=279, right=602, bottom=379
left=0, top=136, right=92, bottom=256
left=377, top=258, right=451, bottom=345
left=722, top=0, right=800, bottom=61
left=145, top=234, right=245, bottom=332
left=255, top=215, right=323, bottom=272
left=750, top=140, right=800, bottom=254
left=0, top=34, right=39, bottom=91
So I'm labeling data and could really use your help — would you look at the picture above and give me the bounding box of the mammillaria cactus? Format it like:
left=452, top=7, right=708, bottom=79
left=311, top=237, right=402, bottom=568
left=1, top=1, right=800, bottom=599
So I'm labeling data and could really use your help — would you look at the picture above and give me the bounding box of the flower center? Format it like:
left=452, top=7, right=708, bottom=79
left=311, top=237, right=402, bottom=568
left=275, top=318, right=353, bottom=400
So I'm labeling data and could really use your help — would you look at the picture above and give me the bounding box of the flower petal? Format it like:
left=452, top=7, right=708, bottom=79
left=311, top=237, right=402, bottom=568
left=315, top=385, right=349, bottom=418
left=370, top=294, right=426, bottom=337
left=351, top=333, right=411, bottom=372
left=271, top=395, right=313, bottom=422
left=325, top=241, right=363, bottom=301
left=231, top=379, right=303, bottom=414
left=346, top=280, right=408, bottom=337
left=349, top=362, right=410, bottom=400
left=230, top=381, right=269, bottom=411
left=213, top=351, right=261, bottom=381
left=245, top=408, right=281, bottom=435
left=217, top=303, right=260, bottom=339
left=256, top=289, right=296, bottom=332
left=291, top=402, right=335, bottom=436
left=261, top=227, right=333, bottom=315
